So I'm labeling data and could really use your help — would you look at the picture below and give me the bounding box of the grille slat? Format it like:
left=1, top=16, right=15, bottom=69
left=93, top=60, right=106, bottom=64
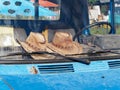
left=38, top=66, right=73, bottom=69
left=109, top=66, right=120, bottom=69
left=37, top=64, right=74, bottom=74
left=41, top=70, right=74, bottom=74
left=109, top=64, right=120, bottom=67
left=108, top=61, right=120, bottom=69
left=38, top=66, right=73, bottom=68
left=37, top=64, right=72, bottom=68
left=39, top=68, right=74, bottom=71
left=39, top=70, right=74, bottom=74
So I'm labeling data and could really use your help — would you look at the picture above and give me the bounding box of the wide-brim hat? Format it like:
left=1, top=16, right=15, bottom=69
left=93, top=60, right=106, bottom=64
left=47, top=31, right=83, bottom=55
left=18, top=32, right=55, bottom=59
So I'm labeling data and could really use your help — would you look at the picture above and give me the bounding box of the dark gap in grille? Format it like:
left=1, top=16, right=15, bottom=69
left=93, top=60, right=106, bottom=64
left=37, top=64, right=74, bottom=74
left=108, top=61, right=120, bottom=69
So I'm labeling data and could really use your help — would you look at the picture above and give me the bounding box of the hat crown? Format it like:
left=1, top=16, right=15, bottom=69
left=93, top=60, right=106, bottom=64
left=25, top=32, right=46, bottom=51
left=52, top=32, right=73, bottom=49
left=26, top=32, right=45, bottom=44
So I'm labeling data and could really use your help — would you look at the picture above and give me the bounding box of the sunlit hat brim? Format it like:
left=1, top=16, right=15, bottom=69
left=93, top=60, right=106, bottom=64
left=47, top=42, right=83, bottom=55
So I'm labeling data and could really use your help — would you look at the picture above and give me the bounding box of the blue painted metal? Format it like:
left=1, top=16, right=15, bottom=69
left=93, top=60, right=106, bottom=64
left=0, top=61, right=109, bottom=75
left=109, top=0, right=116, bottom=34
left=0, top=59, right=120, bottom=90
left=0, top=0, right=56, bottom=17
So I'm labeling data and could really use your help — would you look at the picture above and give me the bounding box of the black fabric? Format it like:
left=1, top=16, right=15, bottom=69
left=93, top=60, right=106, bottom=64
left=48, top=0, right=89, bottom=34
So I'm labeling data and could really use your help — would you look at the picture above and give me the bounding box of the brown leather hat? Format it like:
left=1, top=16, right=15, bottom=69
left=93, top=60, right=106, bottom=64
left=19, top=32, right=54, bottom=59
left=47, top=31, right=83, bottom=55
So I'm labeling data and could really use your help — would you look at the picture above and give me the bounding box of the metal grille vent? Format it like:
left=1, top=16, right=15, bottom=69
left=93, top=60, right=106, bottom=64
left=108, top=61, right=120, bottom=69
left=37, top=64, right=74, bottom=74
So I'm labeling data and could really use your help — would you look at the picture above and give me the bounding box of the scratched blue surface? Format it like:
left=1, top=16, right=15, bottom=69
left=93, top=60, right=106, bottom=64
left=0, top=60, right=120, bottom=90
left=0, top=79, right=11, bottom=90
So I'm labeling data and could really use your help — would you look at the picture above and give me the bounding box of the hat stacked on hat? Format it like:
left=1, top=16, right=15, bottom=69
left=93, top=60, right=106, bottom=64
left=47, top=31, right=83, bottom=55
left=19, top=32, right=54, bottom=59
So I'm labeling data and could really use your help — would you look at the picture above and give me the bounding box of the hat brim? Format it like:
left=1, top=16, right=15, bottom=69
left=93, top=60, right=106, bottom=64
left=47, top=42, right=83, bottom=55
left=19, top=41, right=55, bottom=60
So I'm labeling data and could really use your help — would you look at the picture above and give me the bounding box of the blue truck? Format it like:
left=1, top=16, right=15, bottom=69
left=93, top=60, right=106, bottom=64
left=0, top=0, right=120, bottom=90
